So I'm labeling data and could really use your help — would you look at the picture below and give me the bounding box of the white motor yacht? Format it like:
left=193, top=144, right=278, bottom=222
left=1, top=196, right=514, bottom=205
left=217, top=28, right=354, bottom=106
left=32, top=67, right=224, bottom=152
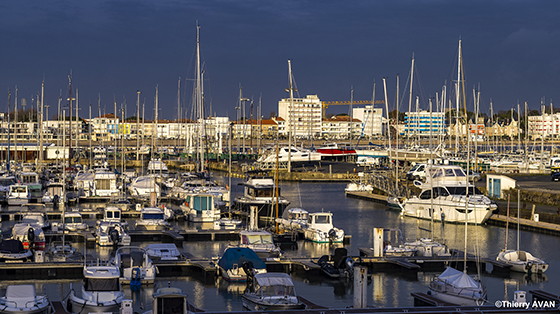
left=497, top=250, right=548, bottom=274
left=236, top=230, right=281, bottom=260
left=7, top=184, right=30, bottom=206
left=135, top=207, right=169, bottom=230
left=96, top=222, right=131, bottom=246
left=242, top=273, right=305, bottom=311
left=234, top=177, right=290, bottom=227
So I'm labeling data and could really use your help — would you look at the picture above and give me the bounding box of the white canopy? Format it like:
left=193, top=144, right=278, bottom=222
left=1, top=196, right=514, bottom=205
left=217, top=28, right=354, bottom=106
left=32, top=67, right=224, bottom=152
left=437, top=267, right=480, bottom=289
left=255, top=273, right=294, bottom=287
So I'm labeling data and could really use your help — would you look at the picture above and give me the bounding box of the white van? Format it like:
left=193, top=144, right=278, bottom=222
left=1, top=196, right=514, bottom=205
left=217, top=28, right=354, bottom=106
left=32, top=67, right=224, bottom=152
left=406, top=163, right=427, bottom=181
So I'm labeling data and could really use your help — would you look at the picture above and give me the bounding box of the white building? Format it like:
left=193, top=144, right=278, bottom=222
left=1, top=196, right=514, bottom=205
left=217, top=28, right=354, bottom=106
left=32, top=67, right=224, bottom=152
left=402, top=110, right=446, bottom=137
left=321, top=116, right=362, bottom=140
left=528, top=114, right=560, bottom=139
left=278, top=94, right=322, bottom=139
left=352, top=106, right=383, bottom=137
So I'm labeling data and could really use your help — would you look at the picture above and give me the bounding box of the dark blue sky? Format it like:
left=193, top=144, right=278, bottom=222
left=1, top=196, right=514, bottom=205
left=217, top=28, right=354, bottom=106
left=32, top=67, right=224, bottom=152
left=2, top=0, right=560, bottom=120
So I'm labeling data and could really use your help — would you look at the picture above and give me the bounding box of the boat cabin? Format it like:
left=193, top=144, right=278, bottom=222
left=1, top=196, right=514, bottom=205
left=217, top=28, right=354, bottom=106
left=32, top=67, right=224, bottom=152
left=103, top=206, right=122, bottom=223
left=308, top=212, right=334, bottom=232
left=242, top=177, right=278, bottom=199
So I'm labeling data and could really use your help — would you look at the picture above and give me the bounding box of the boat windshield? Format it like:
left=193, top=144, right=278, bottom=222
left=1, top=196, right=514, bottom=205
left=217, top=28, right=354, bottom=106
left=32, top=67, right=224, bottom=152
left=446, top=186, right=484, bottom=196
left=143, top=213, right=164, bottom=220
left=11, top=186, right=27, bottom=193
left=84, top=278, right=120, bottom=291
left=0, top=178, right=15, bottom=187
left=313, top=215, right=330, bottom=224
left=261, top=285, right=295, bottom=297
left=65, top=216, right=83, bottom=224
left=106, top=211, right=121, bottom=219
left=243, top=234, right=274, bottom=245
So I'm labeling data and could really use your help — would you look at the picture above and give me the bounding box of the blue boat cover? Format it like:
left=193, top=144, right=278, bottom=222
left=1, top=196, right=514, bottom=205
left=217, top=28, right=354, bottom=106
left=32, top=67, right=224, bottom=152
left=218, top=247, right=266, bottom=270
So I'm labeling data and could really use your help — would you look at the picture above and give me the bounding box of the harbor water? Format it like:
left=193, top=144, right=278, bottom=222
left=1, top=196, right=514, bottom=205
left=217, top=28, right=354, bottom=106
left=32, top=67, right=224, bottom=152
left=1, top=172, right=559, bottom=311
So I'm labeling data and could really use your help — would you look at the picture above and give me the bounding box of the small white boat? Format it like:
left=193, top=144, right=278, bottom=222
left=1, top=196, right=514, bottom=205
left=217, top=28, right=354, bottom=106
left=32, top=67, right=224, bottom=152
left=242, top=273, right=306, bottom=311
left=381, top=228, right=416, bottom=257
left=213, top=217, right=243, bottom=230
left=111, top=246, right=157, bottom=285
left=237, top=230, right=281, bottom=260
left=48, top=241, right=76, bottom=256
left=344, top=181, right=373, bottom=193
left=20, top=205, right=50, bottom=230
left=303, top=212, right=344, bottom=243
left=0, top=285, right=52, bottom=314
left=66, top=265, right=125, bottom=314
left=144, top=243, right=182, bottom=261
left=93, top=170, right=119, bottom=197
left=61, top=211, right=88, bottom=231
left=427, top=267, right=486, bottom=306
left=147, top=159, right=169, bottom=178
left=135, top=207, right=169, bottom=231
left=96, top=222, right=131, bottom=247
left=7, top=184, right=30, bottom=206
left=217, top=247, right=267, bottom=282
left=497, top=250, right=548, bottom=274
left=404, top=238, right=450, bottom=257
left=128, top=175, right=161, bottom=198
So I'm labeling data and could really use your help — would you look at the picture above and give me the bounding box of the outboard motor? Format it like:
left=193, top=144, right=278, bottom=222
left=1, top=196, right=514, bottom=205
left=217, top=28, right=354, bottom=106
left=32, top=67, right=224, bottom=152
left=242, top=261, right=255, bottom=288
left=27, top=227, right=35, bottom=250
left=53, top=195, right=59, bottom=209
left=328, top=229, right=338, bottom=242
left=109, top=229, right=120, bottom=245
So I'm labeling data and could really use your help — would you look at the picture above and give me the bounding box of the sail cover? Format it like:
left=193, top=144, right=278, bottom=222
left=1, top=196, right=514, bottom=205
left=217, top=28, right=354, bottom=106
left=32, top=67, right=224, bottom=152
left=437, top=267, right=480, bottom=289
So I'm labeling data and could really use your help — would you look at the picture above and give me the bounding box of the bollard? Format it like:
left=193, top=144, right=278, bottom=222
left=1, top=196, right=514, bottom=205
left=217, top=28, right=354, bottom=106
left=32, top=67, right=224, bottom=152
left=353, top=265, right=368, bottom=308
left=372, top=228, right=384, bottom=257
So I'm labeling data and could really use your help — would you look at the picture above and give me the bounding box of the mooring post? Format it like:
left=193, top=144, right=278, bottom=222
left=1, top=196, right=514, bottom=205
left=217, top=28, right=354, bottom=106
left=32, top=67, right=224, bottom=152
left=353, top=265, right=368, bottom=308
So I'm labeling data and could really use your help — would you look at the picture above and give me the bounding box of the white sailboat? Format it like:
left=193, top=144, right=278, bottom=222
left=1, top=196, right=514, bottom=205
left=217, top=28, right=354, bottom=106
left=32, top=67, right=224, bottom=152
left=426, top=39, right=487, bottom=306
left=496, top=192, right=548, bottom=273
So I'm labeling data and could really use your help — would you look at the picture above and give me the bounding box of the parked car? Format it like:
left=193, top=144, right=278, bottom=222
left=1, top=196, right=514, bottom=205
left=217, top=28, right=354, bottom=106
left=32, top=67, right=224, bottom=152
left=552, top=172, right=560, bottom=182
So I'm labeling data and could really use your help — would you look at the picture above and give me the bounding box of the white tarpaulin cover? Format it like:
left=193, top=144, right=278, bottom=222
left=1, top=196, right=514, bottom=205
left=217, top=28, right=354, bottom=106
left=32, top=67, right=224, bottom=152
left=255, top=273, right=294, bottom=287
left=437, top=267, right=480, bottom=289
left=5, top=285, right=36, bottom=307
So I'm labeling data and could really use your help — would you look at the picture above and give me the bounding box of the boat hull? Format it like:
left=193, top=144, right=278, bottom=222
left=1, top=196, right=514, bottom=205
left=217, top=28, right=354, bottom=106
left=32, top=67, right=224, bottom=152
left=242, top=295, right=305, bottom=311
left=402, top=198, right=495, bottom=224
left=67, top=294, right=121, bottom=314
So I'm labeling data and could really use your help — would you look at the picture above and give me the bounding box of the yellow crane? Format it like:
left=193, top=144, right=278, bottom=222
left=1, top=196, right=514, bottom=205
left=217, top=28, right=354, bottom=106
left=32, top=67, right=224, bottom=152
left=321, top=100, right=385, bottom=116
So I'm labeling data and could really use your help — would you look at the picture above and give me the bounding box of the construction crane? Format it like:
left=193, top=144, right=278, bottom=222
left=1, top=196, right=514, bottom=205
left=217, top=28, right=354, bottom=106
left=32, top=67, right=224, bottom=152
left=322, top=100, right=385, bottom=116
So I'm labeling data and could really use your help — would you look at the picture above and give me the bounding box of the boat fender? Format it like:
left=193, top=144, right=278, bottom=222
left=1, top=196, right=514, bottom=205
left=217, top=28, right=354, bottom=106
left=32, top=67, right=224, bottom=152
left=328, top=229, right=337, bottom=240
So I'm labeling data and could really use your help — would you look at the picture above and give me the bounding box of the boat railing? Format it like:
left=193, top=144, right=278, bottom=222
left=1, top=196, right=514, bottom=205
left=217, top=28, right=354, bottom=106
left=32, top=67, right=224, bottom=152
left=0, top=295, right=49, bottom=308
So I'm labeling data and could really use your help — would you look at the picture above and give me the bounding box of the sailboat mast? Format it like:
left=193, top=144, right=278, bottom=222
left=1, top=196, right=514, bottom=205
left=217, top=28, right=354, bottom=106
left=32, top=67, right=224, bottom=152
left=196, top=24, right=204, bottom=173
left=462, top=40, right=470, bottom=274
left=408, top=53, right=414, bottom=142
left=287, top=60, right=294, bottom=173
left=383, top=78, right=390, bottom=166
left=395, top=75, right=399, bottom=195
left=455, top=40, right=461, bottom=155
left=39, top=80, right=44, bottom=171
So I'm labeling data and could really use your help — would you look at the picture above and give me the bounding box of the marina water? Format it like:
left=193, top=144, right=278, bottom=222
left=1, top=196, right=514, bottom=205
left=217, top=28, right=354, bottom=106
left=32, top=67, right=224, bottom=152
left=1, top=172, right=558, bottom=310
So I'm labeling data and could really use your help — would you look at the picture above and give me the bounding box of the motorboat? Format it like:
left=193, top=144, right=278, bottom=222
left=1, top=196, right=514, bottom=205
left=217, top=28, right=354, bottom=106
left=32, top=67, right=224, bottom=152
left=111, top=246, right=157, bottom=285
left=12, top=223, right=45, bottom=251
left=18, top=172, right=42, bottom=194
left=217, top=247, right=267, bottom=282
left=242, top=273, right=305, bottom=311
left=315, top=142, right=356, bottom=159
left=257, top=146, right=321, bottom=164
left=66, top=265, right=125, bottom=314
left=404, top=238, right=451, bottom=257
left=135, top=207, right=169, bottom=230
left=496, top=250, right=548, bottom=274
left=42, top=180, right=64, bottom=207
left=142, top=284, right=202, bottom=314
left=96, top=222, right=131, bottom=246
left=93, top=170, right=119, bottom=197
left=0, top=175, right=17, bottom=203
left=234, top=177, right=290, bottom=227
left=303, top=212, right=344, bottom=243
left=381, top=229, right=416, bottom=257
left=7, top=184, right=30, bottom=206
left=0, top=239, right=32, bottom=262
left=144, top=243, right=182, bottom=261
left=100, top=206, right=126, bottom=224
left=20, top=205, right=50, bottom=230
left=48, top=241, right=76, bottom=256
left=74, top=172, right=95, bottom=197
left=386, top=196, right=405, bottom=211
left=180, top=193, right=220, bottom=222
left=276, top=207, right=308, bottom=231
left=427, top=267, right=486, bottom=306
left=237, top=230, right=281, bottom=260
left=401, top=165, right=497, bottom=224
left=213, top=217, right=243, bottom=230
left=0, top=284, right=52, bottom=314
left=147, top=159, right=169, bottom=179
left=128, top=175, right=161, bottom=198
left=315, top=248, right=353, bottom=278
left=61, top=211, right=88, bottom=231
